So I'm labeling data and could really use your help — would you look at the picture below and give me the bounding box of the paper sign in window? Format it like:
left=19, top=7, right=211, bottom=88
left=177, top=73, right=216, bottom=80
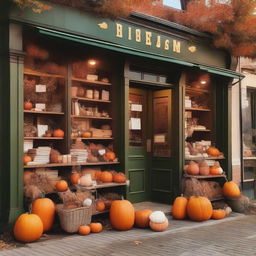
left=131, top=104, right=142, bottom=112
left=36, top=84, right=46, bottom=93
left=154, top=134, right=166, bottom=143
left=131, top=118, right=141, bottom=130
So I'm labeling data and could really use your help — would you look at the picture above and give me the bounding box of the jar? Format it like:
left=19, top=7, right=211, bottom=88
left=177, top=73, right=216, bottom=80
left=93, top=89, right=100, bottom=100
left=86, top=89, right=93, bottom=99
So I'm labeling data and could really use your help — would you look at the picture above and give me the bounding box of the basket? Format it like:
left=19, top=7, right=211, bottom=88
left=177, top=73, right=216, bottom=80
left=56, top=204, right=92, bottom=233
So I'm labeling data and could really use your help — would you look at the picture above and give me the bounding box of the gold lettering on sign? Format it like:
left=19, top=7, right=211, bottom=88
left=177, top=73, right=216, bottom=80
left=173, top=40, right=181, bottom=53
left=98, top=22, right=108, bottom=29
left=128, top=27, right=132, bottom=40
left=145, top=31, right=152, bottom=46
left=164, top=40, right=169, bottom=50
left=156, top=35, right=161, bottom=48
left=116, top=23, right=123, bottom=38
left=135, top=29, right=141, bottom=42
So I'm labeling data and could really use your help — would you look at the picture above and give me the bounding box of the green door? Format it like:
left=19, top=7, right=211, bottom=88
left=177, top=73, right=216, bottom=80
left=127, top=87, right=173, bottom=203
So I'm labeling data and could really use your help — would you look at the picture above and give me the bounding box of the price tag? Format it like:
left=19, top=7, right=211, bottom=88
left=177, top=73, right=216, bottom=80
left=98, top=149, right=106, bottom=156
left=36, top=84, right=46, bottom=93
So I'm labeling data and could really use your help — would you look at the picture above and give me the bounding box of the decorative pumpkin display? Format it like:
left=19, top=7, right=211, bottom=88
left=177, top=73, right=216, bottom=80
left=222, top=181, right=241, bottom=198
left=199, top=160, right=210, bottom=176
left=172, top=196, right=188, bottom=220
left=113, top=172, right=126, bottom=183
left=211, top=209, right=226, bottom=220
left=210, top=161, right=223, bottom=175
left=14, top=213, right=43, bottom=243
left=186, top=196, right=213, bottom=221
left=78, top=174, right=93, bottom=187
left=53, top=129, right=64, bottom=138
left=104, top=151, right=116, bottom=161
left=89, top=222, right=103, bottom=233
left=24, top=100, right=33, bottom=110
left=206, top=146, right=221, bottom=157
left=110, top=200, right=135, bottom=231
left=135, top=209, right=152, bottom=228
left=55, top=180, right=68, bottom=192
left=23, top=155, right=32, bottom=165
left=149, top=211, right=169, bottom=232
left=78, top=225, right=91, bottom=235
left=100, top=171, right=113, bottom=183
left=186, top=161, right=199, bottom=175
left=70, top=172, right=81, bottom=185
left=32, top=198, right=55, bottom=232
left=96, top=201, right=106, bottom=212
left=81, top=131, right=91, bottom=138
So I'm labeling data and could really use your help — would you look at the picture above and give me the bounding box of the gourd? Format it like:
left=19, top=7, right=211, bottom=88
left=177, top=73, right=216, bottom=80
left=149, top=211, right=169, bottom=232
left=78, top=174, right=93, bottom=186
left=100, top=171, right=113, bottom=183
left=210, top=161, right=223, bottom=175
left=172, top=195, right=188, bottom=220
left=89, top=223, right=103, bottom=233
left=186, top=161, right=199, bottom=175
left=79, top=225, right=91, bottom=235
left=113, top=172, right=126, bottom=183
left=110, top=200, right=135, bottom=230
left=135, top=209, right=152, bottom=228
left=55, top=180, right=68, bottom=192
left=223, top=181, right=240, bottom=198
left=211, top=209, right=226, bottom=219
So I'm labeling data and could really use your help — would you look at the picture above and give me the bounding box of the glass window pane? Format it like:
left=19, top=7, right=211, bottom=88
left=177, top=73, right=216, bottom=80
left=163, top=0, right=182, bottom=9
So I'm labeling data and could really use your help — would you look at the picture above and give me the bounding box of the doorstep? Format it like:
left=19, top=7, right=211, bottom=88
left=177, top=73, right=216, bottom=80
left=133, top=201, right=171, bottom=214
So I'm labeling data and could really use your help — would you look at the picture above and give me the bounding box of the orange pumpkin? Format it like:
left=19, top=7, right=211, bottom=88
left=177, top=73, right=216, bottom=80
left=53, top=129, right=64, bottom=138
left=79, top=225, right=91, bottom=235
left=110, top=200, right=135, bottom=231
left=104, top=151, right=116, bottom=161
left=211, top=209, right=226, bottom=220
left=186, top=161, right=199, bottom=175
left=89, top=223, right=103, bottom=233
left=14, top=213, right=43, bottom=242
left=100, top=171, right=113, bottom=183
left=186, top=196, right=213, bottom=221
left=149, top=219, right=169, bottom=232
left=172, top=196, right=188, bottom=220
left=96, top=201, right=106, bottom=212
left=24, top=101, right=33, bottom=110
left=55, top=180, right=68, bottom=192
left=113, top=172, right=126, bottom=183
left=135, top=209, right=152, bottom=228
left=223, top=181, right=240, bottom=198
left=210, top=161, right=223, bottom=175
left=32, top=198, right=55, bottom=232
left=206, top=146, right=221, bottom=157
left=23, top=155, right=32, bottom=165
left=95, top=171, right=102, bottom=181
left=70, top=172, right=81, bottom=185
left=81, top=131, right=91, bottom=138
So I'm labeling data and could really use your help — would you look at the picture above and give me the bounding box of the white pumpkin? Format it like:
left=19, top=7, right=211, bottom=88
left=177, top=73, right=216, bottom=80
left=225, top=206, right=232, bottom=216
left=149, top=211, right=167, bottom=224
left=78, top=174, right=93, bottom=186
left=83, top=198, right=92, bottom=207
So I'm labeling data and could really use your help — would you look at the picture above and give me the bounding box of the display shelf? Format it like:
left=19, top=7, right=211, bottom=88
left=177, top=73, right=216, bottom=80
left=183, top=174, right=226, bottom=179
left=93, top=210, right=109, bottom=215
left=72, top=77, right=111, bottom=86
left=24, top=137, right=64, bottom=140
left=24, top=110, right=65, bottom=115
left=193, top=129, right=211, bottom=132
left=71, top=115, right=112, bottom=120
left=77, top=182, right=127, bottom=190
left=243, top=157, right=256, bottom=160
left=186, top=87, right=210, bottom=94
left=24, top=69, right=65, bottom=79
left=185, top=107, right=211, bottom=112
left=129, top=79, right=172, bottom=88
left=185, top=156, right=225, bottom=161
left=71, top=137, right=114, bottom=140
left=24, top=161, right=120, bottom=168
left=243, top=179, right=255, bottom=182
left=72, top=97, right=111, bottom=103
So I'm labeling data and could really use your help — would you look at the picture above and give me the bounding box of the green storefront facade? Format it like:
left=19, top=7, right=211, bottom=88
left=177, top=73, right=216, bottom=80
left=0, top=2, right=242, bottom=223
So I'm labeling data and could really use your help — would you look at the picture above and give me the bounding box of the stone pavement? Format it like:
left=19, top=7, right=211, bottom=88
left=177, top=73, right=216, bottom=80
left=1, top=212, right=255, bottom=256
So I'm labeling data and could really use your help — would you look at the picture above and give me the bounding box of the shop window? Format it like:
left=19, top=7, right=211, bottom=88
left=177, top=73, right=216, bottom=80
left=163, top=0, right=182, bottom=10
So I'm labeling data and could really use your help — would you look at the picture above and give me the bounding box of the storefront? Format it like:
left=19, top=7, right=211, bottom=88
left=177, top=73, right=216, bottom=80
left=0, top=2, right=243, bottom=223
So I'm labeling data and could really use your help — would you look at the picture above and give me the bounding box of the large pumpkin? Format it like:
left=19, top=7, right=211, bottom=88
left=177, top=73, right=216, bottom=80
left=14, top=213, right=43, bottom=243
left=223, top=181, right=240, bottom=198
left=32, top=198, right=55, bottom=232
left=113, top=172, right=126, bottom=183
left=135, top=209, right=152, bottom=228
left=100, top=171, right=113, bottom=183
left=211, top=209, right=226, bottom=220
left=110, top=200, right=135, bottom=230
left=186, top=196, right=213, bottom=221
left=172, top=196, right=188, bottom=220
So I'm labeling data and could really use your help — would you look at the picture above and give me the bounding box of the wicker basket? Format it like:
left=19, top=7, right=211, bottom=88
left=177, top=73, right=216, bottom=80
left=56, top=204, right=92, bottom=233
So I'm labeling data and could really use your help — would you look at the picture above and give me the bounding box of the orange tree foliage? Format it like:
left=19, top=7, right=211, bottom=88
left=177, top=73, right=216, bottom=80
left=11, top=0, right=256, bottom=57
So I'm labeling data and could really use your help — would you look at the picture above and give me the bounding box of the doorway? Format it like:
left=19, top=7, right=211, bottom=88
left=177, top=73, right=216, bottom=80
left=127, top=86, right=174, bottom=203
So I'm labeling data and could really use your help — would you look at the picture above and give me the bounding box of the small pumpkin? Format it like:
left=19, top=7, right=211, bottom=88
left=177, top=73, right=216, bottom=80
left=81, top=131, right=91, bottom=138
left=89, top=223, right=103, bottom=233
left=206, top=146, right=221, bottom=157
left=186, top=161, right=199, bottom=175
left=14, top=213, right=43, bottom=243
left=135, top=209, right=152, bottom=228
left=223, top=181, right=241, bottom=198
left=211, top=209, right=226, bottom=220
left=100, top=171, right=113, bottom=183
left=225, top=206, right=232, bottom=216
left=104, top=151, right=116, bottom=161
left=149, top=218, right=169, bottom=232
left=172, top=196, right=188, bottom=220
left=113, top=172, right=126, bottom=183
left=53, top=129, right=64, bottom=138
left=210, top=161, right=223, bottom=175
left=24, top=100, right=33, bottom=110
left=79, top=225, right=91, bottom=235
left=95, top=171, right=102, bottom=181
left=186, top=196, right=213, bottom=221
left=149, top=211, right=168, bottom=232
left=96, top=201, right=106, bottom=212
left=23, top=155, right=32, bottom=165
left=78, top=174, right=93, bottom=186
left=199, top=160, right=210, bottom=176
left=55, top=180, right=68, bottom=192
left=70, top=172, right=81, bottom=185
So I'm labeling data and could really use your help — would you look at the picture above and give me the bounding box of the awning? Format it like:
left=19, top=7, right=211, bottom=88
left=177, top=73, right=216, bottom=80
left=38, top=27, right=244, bottom=79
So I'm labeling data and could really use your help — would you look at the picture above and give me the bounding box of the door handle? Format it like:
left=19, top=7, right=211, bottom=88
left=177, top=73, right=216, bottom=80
left=146, top=139, right=151, bottom=153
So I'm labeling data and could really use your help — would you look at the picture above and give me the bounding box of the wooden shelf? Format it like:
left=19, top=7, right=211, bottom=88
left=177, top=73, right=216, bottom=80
left=71, top=115, right=112, bottom=120
left=243, top=179, right=255, bottom=182
left=185, top=156, right=225, bottom=161
left=72, top=97, right=111, bottom=103
left=76, top=182, right=127, bottom=190
left=24, top=110, right=65, bottom=115
left=185, top=107, right=211, bottom=112
left=24, top=137, right=64, bottom=140
left=72, top=77, right=111, bottom=86
left=129, top=79, right=172, bottom=88
left=71, top=137, right=113, bottom=140
left=24, top=69, right=65, bottom=79
left=186, top=87, right=210, bottom=94
left=193, top=129, right=211, bottom=132
left=24, top=161, right=120, bottom=169
left=184, top=174, right=226, bottom=179
left=243, top=157, right=256, bottom=160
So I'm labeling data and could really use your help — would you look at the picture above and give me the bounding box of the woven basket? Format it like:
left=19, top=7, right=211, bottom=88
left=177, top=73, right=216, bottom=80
left=56, top=204, right=92, bottom=233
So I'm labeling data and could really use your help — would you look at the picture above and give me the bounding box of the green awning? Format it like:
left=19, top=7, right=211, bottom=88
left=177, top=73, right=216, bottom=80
left=38, top=27, right=244, bottom=79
